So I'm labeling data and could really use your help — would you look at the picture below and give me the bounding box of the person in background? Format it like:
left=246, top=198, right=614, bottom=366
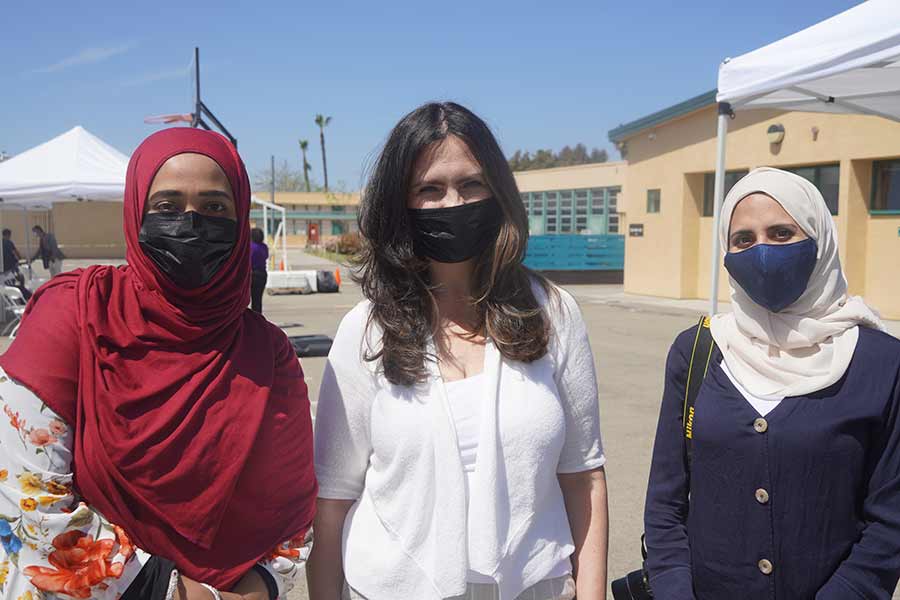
left=308, top=102, right=608, bottom=600
left=30, top=224, right=65, bottom=277
left=644, top=168, right=900, bottom=599
left=2, top=228, right=31, bottom=300
left=250, top=227, right=269, bottom=313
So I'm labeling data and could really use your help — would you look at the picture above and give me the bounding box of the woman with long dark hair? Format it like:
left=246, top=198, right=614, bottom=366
left=0, top=128, right=316, bottom=600
left=308, top=102, right=609, bottom=600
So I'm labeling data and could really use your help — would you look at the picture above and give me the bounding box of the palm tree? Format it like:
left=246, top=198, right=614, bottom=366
left=315, top=114, right=332, bottom=191
left=299, top=139, right=312, bottom=192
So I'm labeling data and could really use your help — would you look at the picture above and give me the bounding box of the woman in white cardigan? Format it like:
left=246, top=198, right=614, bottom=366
left=307, top=102, right=609, bottom=600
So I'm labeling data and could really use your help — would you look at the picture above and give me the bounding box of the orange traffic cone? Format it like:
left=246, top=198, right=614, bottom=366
left=335, top=268, right=342, bottom=287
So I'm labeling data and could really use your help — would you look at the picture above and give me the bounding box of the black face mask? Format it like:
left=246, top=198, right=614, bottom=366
left=409, top=197, right=504, bottom=263
left=139, top=211, right=237, bottom=289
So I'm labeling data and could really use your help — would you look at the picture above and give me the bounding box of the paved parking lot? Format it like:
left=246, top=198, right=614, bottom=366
left=5, top=255, right=898, bottom=598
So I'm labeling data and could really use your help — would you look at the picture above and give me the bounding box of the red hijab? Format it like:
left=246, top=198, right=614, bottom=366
left=0, top=128, right=316, bottom=589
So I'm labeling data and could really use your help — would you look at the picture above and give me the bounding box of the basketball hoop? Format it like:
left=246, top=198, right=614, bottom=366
left=143, top=114, right=194, bottom=125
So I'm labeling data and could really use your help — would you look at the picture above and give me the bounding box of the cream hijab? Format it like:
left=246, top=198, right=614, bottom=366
left=710, top=167, right=885, bottom=400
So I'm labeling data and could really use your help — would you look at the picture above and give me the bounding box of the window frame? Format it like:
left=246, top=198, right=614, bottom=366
left=702, top=170, right=749, bottom=217
left=785, top=163, right=840, bottom=216
left=871, top=159, right=900, bottom=214
left=646, top=189, right=661, bottom=214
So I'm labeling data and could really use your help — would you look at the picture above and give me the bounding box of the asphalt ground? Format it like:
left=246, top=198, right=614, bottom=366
left=4, top=254, right=897, bottom=599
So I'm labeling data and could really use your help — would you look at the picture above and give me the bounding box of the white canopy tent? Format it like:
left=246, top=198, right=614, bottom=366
left=0, top=126, right=129, bottom=280
left=0, top=126, right=129, bottom=205
left=709, top=0, right=900, bottom=313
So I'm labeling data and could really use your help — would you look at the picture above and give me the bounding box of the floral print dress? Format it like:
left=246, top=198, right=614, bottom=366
left=0, top=369, right=307, bottom=600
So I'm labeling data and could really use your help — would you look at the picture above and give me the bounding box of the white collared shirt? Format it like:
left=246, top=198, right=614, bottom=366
left=314, top=283, right=604, bottom=600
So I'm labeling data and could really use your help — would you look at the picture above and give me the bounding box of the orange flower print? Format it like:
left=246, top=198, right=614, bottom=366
left=38, top=495, right=60, bottom=506
left=20, top=498, right=37, bottom=511
left=17, top=472, right=43, bottom=495
left=27, top=428, right=57, bottom=447
left=0, top=469, right=7, bottom=482
left=267, top=530, right=310, bottom=561
left=4, top=405, right=22, bottom=431
left=23, top=531, right=125, bottom=599
left=44, top=480, right=71, bottom=495
left=49, top=419, right=68, bottom=436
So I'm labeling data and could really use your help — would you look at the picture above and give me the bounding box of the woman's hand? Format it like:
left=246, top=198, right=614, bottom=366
left=559, top=466, right=609, bottom=600
left=175, top=569, right=268, bottom=600
left=307, top=498, right=356, bottom=600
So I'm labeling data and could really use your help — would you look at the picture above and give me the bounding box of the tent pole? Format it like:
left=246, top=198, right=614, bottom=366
left=709, top=102, right=732, bottom=316
left=23, top=206, right=33, bottom=280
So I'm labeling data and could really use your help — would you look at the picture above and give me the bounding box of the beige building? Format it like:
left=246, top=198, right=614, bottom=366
left=608, top=90, right=900, bottom=319
left=1, top=201, right=125, bottom=260
left=513, top=162, right=626, bottom=237
left=249, top=191, right=360, bottom=246
left=0, top=190, right=363, bottom=260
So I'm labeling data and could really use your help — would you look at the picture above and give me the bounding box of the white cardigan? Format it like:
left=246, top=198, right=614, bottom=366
left=314, top=284, right=605, bottom=600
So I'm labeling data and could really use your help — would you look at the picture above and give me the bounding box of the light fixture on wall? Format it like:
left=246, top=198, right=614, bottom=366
left=767, top=124, right=786, bottom=144
left=811, top=126, right=820, bottom=141
left=648, top=132, right=657, bottom=141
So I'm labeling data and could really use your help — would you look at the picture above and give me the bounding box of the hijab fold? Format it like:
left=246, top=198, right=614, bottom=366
left=0, top=128, right=316, bottom=589
left=710, top=167, right=885, bottom=400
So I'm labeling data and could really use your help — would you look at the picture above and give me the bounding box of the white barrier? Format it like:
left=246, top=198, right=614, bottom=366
left=266, top=270, right=318, bottom=294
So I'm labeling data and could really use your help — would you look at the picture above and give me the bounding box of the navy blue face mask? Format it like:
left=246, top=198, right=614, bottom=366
left=724, top=238, right=818, bottom=313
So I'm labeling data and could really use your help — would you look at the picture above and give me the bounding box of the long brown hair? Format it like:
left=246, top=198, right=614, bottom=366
left=355, top=101, right=553, bottom=386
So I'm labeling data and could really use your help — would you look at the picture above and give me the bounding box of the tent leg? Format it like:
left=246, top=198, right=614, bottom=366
left=709, top=102, right=732, bottom=316
left=23, top=206, right=33, bottom=280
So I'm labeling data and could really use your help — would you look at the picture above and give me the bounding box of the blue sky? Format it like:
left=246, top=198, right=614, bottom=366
left=2, top=0, right=861, bottom=191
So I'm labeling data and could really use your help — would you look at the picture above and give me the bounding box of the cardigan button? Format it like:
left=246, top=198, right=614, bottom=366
left=755, top=488, right=770, bottom=504
left=758, top=559, right=774, bottom=575
left=753, top=418, right=768, bottom=433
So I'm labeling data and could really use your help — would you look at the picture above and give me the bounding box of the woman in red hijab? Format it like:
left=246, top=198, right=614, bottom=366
left=0, top=128, right=316, bottom=600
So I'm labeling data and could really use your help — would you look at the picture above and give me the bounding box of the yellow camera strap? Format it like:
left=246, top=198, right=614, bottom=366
left=683, top=315, right=717, bottom=468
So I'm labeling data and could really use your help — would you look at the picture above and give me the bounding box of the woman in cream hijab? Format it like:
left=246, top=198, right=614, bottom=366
left=644, top=168, right=900, bottom=599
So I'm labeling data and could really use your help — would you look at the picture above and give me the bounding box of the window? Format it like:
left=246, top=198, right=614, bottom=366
left=647, top=189, right=661, bottom=213
left=546, top=191, right=558, bottom=212
left=608, top=214, right=620, bottom=234
left=332, top=221, right=345, bottom=235
left=702, top=170, right=749, bottom=216
left=530, top=193, right=543, bottom=216
left=590, top=188, right=605, bottom=212
left=607, top=188, right=619, bottom=213
left=872, top=160, right=900, bottom=211
left=786, top=164, right=840, bottom=215
left=559, top=198, right=573, bottom=217
left=546, top=215, right=558, bottom=233
left=575, top=189, right=588, bottom=216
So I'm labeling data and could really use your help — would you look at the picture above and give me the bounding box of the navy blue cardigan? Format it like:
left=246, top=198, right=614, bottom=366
left=644, top=325, right=900, bottom=599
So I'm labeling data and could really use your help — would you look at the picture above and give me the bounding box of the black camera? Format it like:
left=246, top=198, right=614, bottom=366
left=611, top=567, right=653, bottom=600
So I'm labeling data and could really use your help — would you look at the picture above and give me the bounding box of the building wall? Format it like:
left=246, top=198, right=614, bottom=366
left=514, top=162, right=627, bottom=192
left=618, top=105, right=900, bottom=317
left=514, top=163, right=626, bottom=237
left=50, top=201, right=125, bottom=259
